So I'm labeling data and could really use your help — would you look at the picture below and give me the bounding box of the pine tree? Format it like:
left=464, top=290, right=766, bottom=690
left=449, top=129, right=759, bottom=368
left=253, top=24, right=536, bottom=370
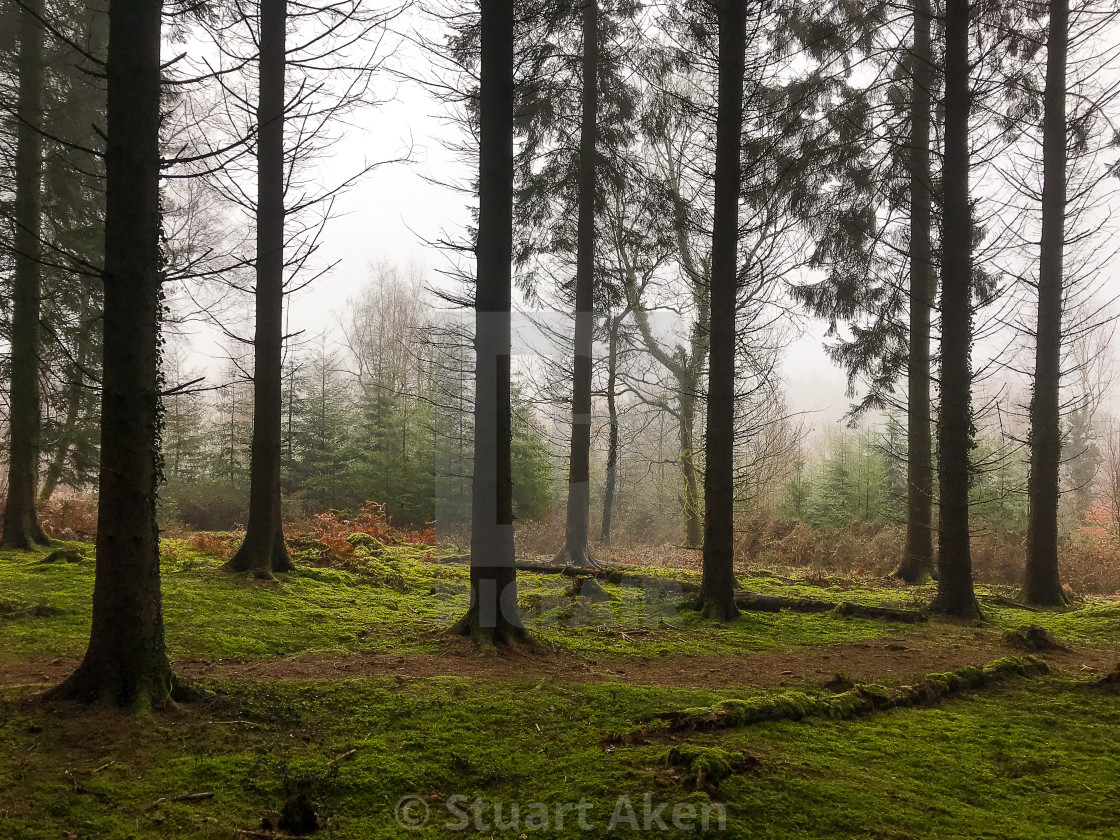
left=453, top=0, right=525, bottom=645
left=48, top=0, right=178, bottom=706
left=2, top=0, right=50, bottom=548
left=697, top=0, right=747, bottom=622
left=227, top=0, right=295, bottom=578
left=1023, top=0, right=1071, bottom=607
left=557, top=0, right=601, bottom=569
left=931, top=0, right=981, bottom=619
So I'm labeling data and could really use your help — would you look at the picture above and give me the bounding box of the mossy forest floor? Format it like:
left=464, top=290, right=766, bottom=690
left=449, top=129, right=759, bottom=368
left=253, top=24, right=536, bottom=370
left=3, top=538, right=1120, bottom=838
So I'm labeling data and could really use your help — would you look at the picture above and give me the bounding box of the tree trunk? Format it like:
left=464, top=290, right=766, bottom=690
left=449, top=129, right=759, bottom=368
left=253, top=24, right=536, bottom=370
left=697, top=0, right=745, bottom=622
left=3, top=0, right=50, bottom=549
left=227, top=0, right=293, bottom=578
left=1024, top=0, right=1069, bottom=607
left=894, top=0, right=935, bottom=584
left=679, top=384, right=702, bottom=547
left=47, top=0, right=175, bottom=706
left=39, top=368, right=84, bottom=504
left=601, top=315, right=619, bottom=545
left=559, top=0, right=599, bottom=568
left=40, top=291, right=96, bottom=503
left=454, top=0, right=524, bottom=645
left=932, top=0, right=981, bottom=619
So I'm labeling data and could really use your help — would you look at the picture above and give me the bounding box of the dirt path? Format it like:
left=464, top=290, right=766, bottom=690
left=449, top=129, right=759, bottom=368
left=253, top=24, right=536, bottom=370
left=4, top=635, right=1116, bottom=692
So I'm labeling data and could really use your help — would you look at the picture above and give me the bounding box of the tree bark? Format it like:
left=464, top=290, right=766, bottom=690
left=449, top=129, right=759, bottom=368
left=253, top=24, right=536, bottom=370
left=227, top=0, right=294, bottom=578
left=697, top=0, right=745, bottom=622
left=932, top=0, right=981, bottom=619
left=3, top=0, right=50, bottom=549
left=39, top=371, right=83, bottom=504
left=894, top=0, right=935, bottom=583
left=454, top=0, right=524, bottom=645
left=47, top=0, right=176, bottom=706
left=1024, top=0, right=1069, bottom=607
left=601, top=314, right=620, bottom=544
left=40, top=292, right=97, bottom=504
left=559, top=0, right=599, bottom=568
left=679, top=389, right=702, bottom=547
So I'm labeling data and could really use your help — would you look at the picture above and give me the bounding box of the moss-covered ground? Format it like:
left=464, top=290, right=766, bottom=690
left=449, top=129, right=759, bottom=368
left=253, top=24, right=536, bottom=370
left=2, top=539, right=1119, bottom=837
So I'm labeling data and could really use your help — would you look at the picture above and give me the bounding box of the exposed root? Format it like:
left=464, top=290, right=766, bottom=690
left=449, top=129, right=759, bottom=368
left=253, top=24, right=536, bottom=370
left=451, top=606, right=529, bottom=649
left=1002, top=624, right=1070, bottom=652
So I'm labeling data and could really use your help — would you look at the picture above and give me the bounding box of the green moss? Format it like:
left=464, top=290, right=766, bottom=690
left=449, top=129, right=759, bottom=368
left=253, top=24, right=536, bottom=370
left=1, top=675, right=1118, bottom=838
left=3, top=536, right=1114, bottom=670
left=659, top=745, right=751, bottom=790
left=0, top=542, right=933, bottom=664
left=649, top=657, right=1049, bottom=736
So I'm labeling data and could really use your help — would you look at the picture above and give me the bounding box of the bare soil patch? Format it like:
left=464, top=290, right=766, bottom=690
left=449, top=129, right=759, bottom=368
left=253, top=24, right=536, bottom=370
left=5, top=633, right=1115, bottom=692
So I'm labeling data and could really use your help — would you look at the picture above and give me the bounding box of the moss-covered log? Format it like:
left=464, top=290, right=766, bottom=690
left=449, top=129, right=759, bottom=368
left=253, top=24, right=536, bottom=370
left=733, top=594, right=927, bottom=622
left=628, top=655, right=1049, bottom=736
left=832, top=602, right=928, bottom=623
left=436, top=555, right=700, bottom=591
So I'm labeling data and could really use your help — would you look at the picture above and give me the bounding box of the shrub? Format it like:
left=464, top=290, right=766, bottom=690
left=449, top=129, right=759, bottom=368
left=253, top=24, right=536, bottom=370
left=39, top=497, right=99, bottom=541
left=162, top=479, right=249, bottom=531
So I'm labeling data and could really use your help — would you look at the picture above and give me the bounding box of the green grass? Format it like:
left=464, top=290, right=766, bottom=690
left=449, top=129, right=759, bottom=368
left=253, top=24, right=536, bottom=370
left=4, top=539, right=1120, bottom=665
left=1, top=674, right=1117, bottom=838
left=0, top=541, right=956, bottom=663
left=4, top=538, right=1120, bottom=837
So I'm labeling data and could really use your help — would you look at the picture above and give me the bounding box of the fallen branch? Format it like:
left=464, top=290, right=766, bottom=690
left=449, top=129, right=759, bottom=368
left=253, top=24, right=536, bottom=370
left=328, top=748, right=358, bottom=766
left=150, top=791, right=214, bottom=809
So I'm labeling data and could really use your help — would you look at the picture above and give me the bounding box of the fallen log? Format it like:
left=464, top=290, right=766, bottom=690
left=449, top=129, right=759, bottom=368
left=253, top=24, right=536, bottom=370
left=610, top=655, right=1048, bottom=740
left=734, top=593, right=927, bottom=623
left=833, top=601, right=928, bottom=623
left=735, top=593, right=838, bottom=614
left=433, top=555, right=700, bottom=591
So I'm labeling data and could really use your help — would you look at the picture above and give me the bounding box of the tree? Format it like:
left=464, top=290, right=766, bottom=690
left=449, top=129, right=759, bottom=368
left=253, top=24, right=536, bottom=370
left=620, top=97, right=710, bottom=549
left=894, top=0, right=936, bottom=583
left=2, top=0, right=50, bottom=549
left=598, top=304, right=634, bottom=543
left=48, top=0, right=177, bottom=706
left=289, top=343, right=355, bottom=510
left=36, top=2, right=109, bottom=504
left=557, top=0, right=600, bottom=568
left=931, top=0, right=981, bottom=619
left=227, top=0, right=295, bottom=577
left=453, top=0, right=525, bottom=644
left=696, top=0, right=746, bottom=621
left=343, top=266, right=435, bottom=524
left=1023, top=0, right=1070, bottom=606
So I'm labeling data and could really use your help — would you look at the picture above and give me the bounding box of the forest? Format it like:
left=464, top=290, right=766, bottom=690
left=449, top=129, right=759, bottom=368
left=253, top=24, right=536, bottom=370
left=3, top=0, right=1120, bottom=837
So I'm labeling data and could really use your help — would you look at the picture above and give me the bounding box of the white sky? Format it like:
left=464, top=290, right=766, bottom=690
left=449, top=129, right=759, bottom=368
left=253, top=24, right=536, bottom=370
left=240, top=58, right=855, bottom=431
left=174, top=8, right=1120, bottom=438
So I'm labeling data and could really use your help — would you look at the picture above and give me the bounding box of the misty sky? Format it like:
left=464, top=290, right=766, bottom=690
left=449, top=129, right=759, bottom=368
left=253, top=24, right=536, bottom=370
left=174, top=11, right=1120, bottom=438
left=194, top=49, right=856, bottom=432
